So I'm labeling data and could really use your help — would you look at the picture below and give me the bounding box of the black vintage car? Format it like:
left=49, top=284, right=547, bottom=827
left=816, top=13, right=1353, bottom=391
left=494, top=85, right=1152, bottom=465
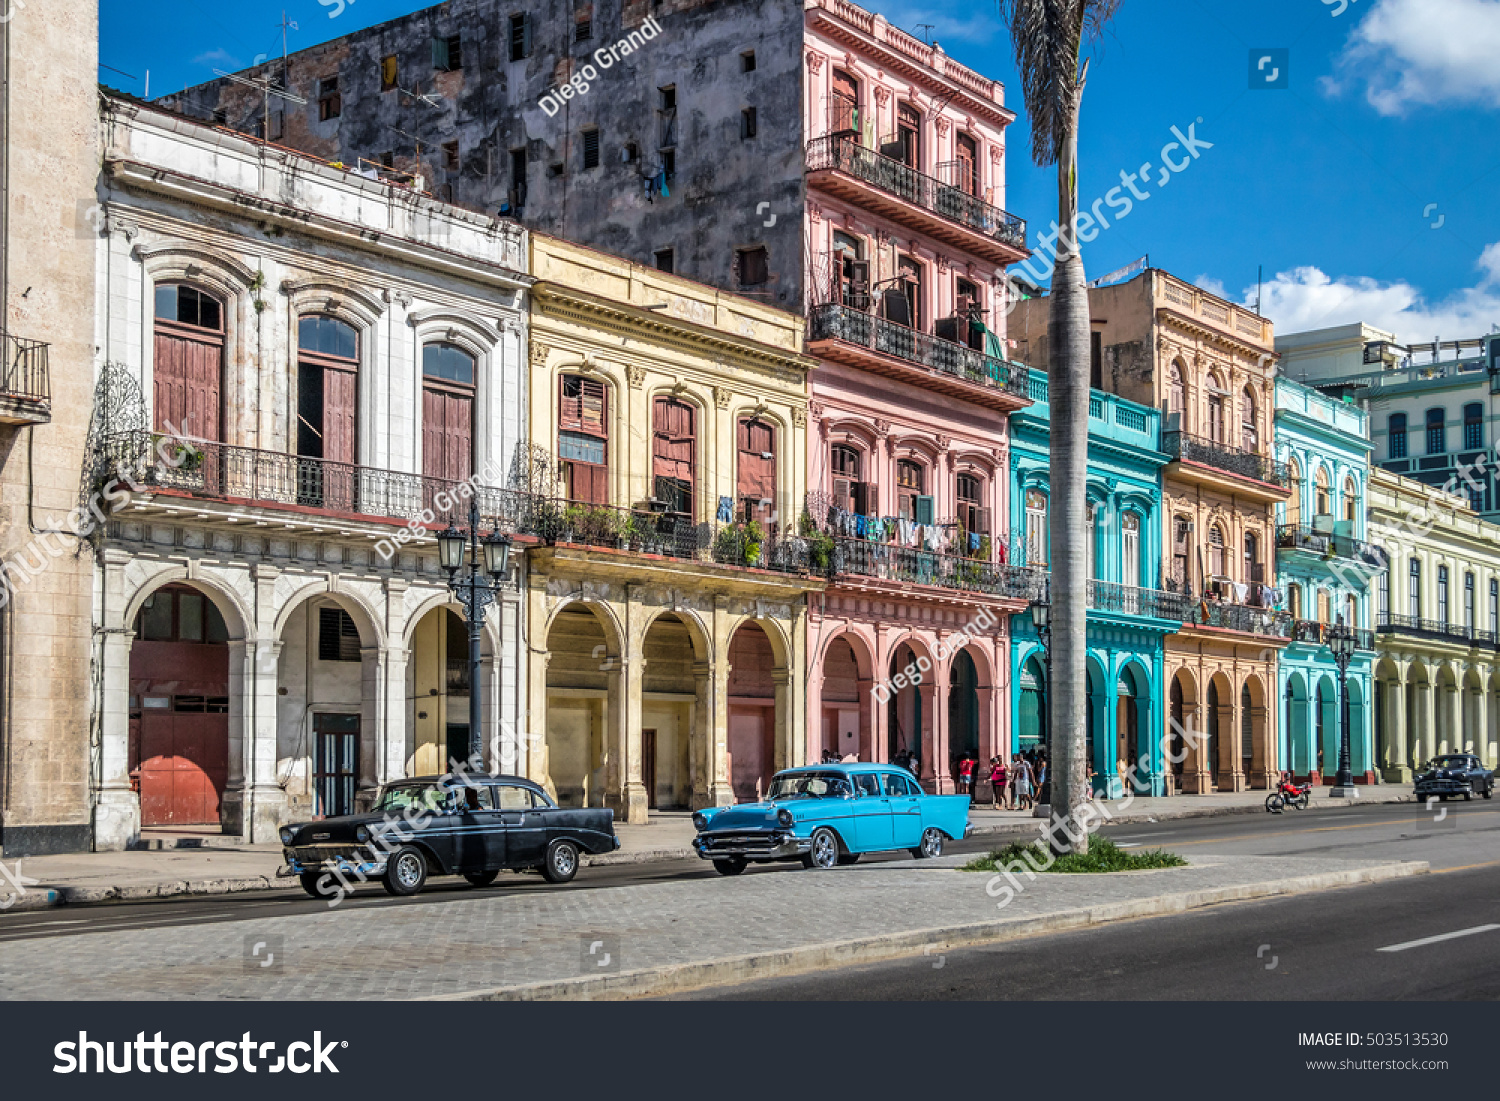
left=279, top=774, right=619, bottom=898
left=1414, top=754, right=1495, bottom=802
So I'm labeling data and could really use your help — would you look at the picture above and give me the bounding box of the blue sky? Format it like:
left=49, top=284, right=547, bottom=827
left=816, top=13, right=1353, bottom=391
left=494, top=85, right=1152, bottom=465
left=101, top=0, right=1500, bottom=344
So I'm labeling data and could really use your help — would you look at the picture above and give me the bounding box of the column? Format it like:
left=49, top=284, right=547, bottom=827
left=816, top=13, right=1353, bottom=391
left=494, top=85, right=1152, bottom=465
left=772, top=667, right=793, bottom=773
left=1382, top=677, right=1409, bottom=782
left=700, top=657, right=734, bottom=808
left=380, top=644, right=410, bottom=785
left=1418, top=679, right=1437, bottom=765
left=241, top=637, right=285, bottom=843
left=856, top=675, right=876, bottom=762
left=918, top=679, right=942, bottom=793
left=92, top=629, right=139, bottom=851
left=1441, top=683, right=1459, bottom=757
left=358, top=644, right=382, bottom=809
left=806, top=655, right=826, bottom=762
left=606, top=652, right=647, bottom=823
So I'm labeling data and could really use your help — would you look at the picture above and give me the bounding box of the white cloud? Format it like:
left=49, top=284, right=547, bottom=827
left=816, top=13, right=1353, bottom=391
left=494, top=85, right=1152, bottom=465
left=1325, top=0, right=1500, bottom=115
left=1194, top=275, right=1229, bottom=300
left=193, top=48, right=243, bottom=70
left=1215, top=243, right=1500, bottom=344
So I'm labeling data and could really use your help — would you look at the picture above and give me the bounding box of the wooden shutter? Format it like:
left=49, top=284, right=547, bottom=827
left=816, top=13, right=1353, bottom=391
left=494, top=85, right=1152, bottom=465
left=914, top=495, right=935, bottom=526
left=852, top=481, right=874, bottom=515
left=737, top=419, right=776, bottom=522
left=652, top=398, right=695, bottom=516
left=560, top=376, right=606, bottom=434
left=423, top=385, right=472, bottom=483
left=975, top=507, right=991, bottom=535
left=322, top=366, right=357, bottom=466
left=154, top=324, right=222, bottom=441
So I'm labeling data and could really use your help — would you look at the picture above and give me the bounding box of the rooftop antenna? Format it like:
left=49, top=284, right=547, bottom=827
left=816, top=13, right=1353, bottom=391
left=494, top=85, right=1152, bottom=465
left=212, top=68, right=307, bottom=141
left=390, top=124, right=426, bottom=163
left=913, top=23, right=935, bottom=45
left=279, top=11, right=298, bottom=90
left=396, top=85, right=443, bottom=109
left=1255, top=264, right=1262, bottom=316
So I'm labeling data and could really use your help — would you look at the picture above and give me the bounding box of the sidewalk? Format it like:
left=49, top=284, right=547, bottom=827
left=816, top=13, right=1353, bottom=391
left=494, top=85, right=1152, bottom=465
left=0, top=850, right=1427, bottom=1000
left=0, top=784, right=1415, bottom=912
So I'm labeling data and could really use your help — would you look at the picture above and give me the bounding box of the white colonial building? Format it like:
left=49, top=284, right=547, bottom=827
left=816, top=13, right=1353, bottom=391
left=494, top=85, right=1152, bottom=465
left=89, top=93, right=532, bottom=848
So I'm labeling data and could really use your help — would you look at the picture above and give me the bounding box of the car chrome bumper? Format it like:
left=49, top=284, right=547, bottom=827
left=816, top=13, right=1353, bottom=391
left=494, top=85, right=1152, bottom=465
left=964, top=821, right=974, bottom=839
left=692, top=835, right=810, bottom=860
left=282, top=856, right=388, bottom=878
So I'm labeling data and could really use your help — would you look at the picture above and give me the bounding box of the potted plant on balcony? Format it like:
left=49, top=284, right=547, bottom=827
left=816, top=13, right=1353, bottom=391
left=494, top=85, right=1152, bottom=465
left=801, top=510, right=836, bottom=573
left=743, top=519, right=764, bottom=566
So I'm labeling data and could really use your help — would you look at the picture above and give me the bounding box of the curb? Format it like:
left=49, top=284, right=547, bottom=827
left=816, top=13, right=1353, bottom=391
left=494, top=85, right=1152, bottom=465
left=431, top=860, right=1430, bottom=1001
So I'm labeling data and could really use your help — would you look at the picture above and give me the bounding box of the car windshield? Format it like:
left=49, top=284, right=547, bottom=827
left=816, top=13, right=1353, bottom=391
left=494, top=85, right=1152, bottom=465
left=374, top=784, right=452, bottom=814
left=766, top=772, right=850, bottom=800
left=1432, top=758, right=1467, bottom=770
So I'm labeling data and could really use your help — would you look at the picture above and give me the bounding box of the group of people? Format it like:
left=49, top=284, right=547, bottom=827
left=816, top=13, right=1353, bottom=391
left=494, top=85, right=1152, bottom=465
left=955, top=751, right=1048, bottom=810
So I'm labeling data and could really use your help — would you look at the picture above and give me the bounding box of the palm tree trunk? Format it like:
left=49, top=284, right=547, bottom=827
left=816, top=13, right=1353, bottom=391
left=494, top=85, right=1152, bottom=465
left=1047, top=85, right=1089, bottom=854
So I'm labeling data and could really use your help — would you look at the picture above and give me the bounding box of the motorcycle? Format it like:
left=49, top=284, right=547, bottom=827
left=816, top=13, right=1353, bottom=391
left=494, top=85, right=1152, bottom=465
left=1265, top=774, right=1311, bottom=813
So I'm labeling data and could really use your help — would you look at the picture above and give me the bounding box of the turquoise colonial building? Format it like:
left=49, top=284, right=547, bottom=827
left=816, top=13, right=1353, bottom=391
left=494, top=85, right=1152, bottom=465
left=1009, top=378, right=1185, bottom=797
left=1272, top=378, right=1380, bottom=782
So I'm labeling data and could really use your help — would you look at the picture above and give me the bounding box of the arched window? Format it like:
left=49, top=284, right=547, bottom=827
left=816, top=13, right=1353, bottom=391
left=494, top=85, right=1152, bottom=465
left=1025, top=489, right=1048, bottom=566
left=956, top=472, right=987, bottom=538
left=652, top=396, right=696, bottom=518
left=1086, top=502, right=1098, bottom=579
left=1438, top=564, right=1450, bottom=625
left=955, top=132, right=979, bottom=196
left=830, top=68, right=860, bottom=137
left=833, top=230, right=869, bottom=310
left=297, top=315, right=360, bottom=509
left=1315, top=467, right=1331, bottom=517
left=1465, top=402, right=1484, bottom=451
left=422, top=342, right=476, bottom=508
left=559, top=374, right=609, bottom=505
left=1122, top=511, right=1141, bottom=586
left=1208, top=524, right=1226, bottom=578
left=830, top=443, right=866, bottom=513
left=1388, top=413, right=1407, bottom=459
left=736, top=416, right=777, bottom=525
left=153, top=283, right=225, bottom=442
left=1346, top=593, right=1358, bottom=630
left=1166, top=362, right=1186, bottom=420
left=1206, top=373, right=1226, bottom=444
left=1342, top=475, right=1357, bottom=523
left=1426, top=407, right=1447, bottom=455
left=1286, top=457, right=1302, bottom=526
left=897, top=458, right=929, bottom=522
left=1240, top=386, right=1258, bottom=451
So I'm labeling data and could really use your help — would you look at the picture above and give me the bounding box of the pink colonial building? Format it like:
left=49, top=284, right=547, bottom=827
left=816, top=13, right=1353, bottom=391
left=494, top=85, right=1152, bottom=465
left=799, top=1, right=1036, bottom=792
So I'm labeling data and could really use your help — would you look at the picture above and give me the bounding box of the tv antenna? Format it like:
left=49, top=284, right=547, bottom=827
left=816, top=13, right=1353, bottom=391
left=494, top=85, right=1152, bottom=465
left=913, top=23, right=935, bottom=45
left=212, top=67, right=306, bottom=141
left=396, top=85, right=444, bottom=109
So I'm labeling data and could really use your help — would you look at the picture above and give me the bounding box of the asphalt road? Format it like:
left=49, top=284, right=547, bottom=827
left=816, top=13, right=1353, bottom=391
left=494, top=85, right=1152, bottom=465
left=0, top=798, right=1492, bottom=948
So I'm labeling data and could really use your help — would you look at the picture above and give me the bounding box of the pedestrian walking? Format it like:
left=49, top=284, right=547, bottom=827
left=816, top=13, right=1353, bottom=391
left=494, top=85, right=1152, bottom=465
left=1013, top=756, right=1033, bottom=810
left=990, top=757, right=1008, bottom=809
left=958, top=754, right=975, bottom=795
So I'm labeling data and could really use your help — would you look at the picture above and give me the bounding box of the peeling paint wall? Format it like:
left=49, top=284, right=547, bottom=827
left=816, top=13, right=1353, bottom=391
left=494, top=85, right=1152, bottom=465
left=161, top=0, right=806, bottom=308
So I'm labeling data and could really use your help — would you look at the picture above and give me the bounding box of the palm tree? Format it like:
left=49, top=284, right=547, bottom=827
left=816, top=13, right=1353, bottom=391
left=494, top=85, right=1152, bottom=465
left=996, top=0, right=1121, bottom=853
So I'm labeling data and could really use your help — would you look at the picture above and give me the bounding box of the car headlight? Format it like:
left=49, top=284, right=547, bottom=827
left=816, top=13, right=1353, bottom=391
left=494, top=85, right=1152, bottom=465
left=355, top=825, right=370, bottom=843
left=777, top=808, right=793, bottom=827
left=692, top=812, right=708, bottom=831
left=279, top=827, right=295, bottom=846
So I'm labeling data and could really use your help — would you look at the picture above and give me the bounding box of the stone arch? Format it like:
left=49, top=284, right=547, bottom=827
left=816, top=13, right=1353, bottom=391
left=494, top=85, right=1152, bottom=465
left=816, top=629, right=875, bottom=762
left=1241, top=672, right=1270, bottom=785
left=1314, top=672, right=1339, bottom=779
left=1285, top=668, right=1311, bottom=777
left=541, top=599, right=625, bottom=809
left=121, top=566, right=251, bottom=641
left=1206, top=670, right=1235, bottom=789
left=1084, top=652, right=1110, bottom=784
left=271, top=578, right=385, bottom=650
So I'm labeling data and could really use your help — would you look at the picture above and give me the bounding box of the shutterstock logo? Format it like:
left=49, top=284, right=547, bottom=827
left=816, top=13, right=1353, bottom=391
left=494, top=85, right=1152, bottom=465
left=54, top=1032, right=345, bottom=1074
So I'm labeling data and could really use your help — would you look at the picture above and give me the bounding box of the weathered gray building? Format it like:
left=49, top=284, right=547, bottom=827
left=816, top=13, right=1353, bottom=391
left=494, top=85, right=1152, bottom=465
left=161, top=0, right=808, bottom=308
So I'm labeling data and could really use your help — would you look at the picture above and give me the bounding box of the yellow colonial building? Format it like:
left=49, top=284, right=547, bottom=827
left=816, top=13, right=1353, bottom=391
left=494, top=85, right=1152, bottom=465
left=520, top=235, right=821, bottom=823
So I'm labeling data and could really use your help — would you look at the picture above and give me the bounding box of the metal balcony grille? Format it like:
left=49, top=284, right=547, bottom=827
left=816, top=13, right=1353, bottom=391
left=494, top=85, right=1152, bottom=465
left=1, top=331, right=50, bottom=403
left=1163, top=429, right=1290, bottom=488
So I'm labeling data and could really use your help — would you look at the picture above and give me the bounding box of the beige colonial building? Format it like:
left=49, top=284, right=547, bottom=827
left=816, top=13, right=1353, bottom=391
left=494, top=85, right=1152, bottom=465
left=523, top=235, right=821, bottom=823
left=89, top=93, right=531, bottom=848
left=1370, top=468, right=1500, bottom=778
left=0, top=0, right=98, bottom=855
left=1013, top=268, right=1292, bottom=792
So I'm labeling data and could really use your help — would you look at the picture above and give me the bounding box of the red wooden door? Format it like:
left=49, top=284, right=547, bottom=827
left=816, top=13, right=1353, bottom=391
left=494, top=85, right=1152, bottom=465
left=652, top=398, right=695, bottom=517
left=322, top=364, right=358, bottom=510
left=139, top=710, right=229, bottom=826
left=154, top=324, right=223, bottom=441
left=736, top=418, right=776, bottom=525
left=423, top=385, right=473, bottom=520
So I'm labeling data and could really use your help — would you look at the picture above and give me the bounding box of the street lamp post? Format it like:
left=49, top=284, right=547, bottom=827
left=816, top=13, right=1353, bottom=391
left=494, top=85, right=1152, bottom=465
left=437, top=499, right=513, bottom=771
left=1029, top=595, right=1052, bottom=810
left=1328, top=624, right=1357, bottom=797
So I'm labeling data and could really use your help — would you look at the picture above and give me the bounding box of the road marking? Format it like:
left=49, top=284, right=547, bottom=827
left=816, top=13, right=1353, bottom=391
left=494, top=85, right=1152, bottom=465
left=1432, top=859, right=1500, bottom=875
left=1377, top=925, right=1500, bottom=952
left=0, top=912, right=238, bottom=941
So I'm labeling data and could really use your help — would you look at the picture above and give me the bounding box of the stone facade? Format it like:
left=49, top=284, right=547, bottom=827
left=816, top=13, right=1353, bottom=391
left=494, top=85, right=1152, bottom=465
left=90, top=94, right=530, bottom=848
left=1369, top=467, right=1500, bottom=779
left=524, top=234, right=819, bottom=822
left=0, top=0, right=99, bottom=855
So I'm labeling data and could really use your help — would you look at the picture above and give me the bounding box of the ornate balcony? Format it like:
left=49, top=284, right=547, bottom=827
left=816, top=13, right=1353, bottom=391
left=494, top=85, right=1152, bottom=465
left=1291, top=619, right=1376, bottom=651
left=1378, top=613, right=1496, bottom=649
left=1162, top=429, right=1291, bottom=499
left=1086, top=580, right=1189, bottom=623
left=829, top=536, right=1042, bottom=600
left=0, top=331, right=51, bottom=424
left=806, top=135, right=1028, bottom=264
left=1174, top=593, right=1294, bottom=641
left=1275, top=524, right=1389, bottom=571
left=807, top=303, right=1031, bottom=411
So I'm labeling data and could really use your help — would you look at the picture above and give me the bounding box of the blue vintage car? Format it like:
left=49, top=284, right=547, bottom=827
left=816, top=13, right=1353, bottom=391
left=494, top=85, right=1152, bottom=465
left=690, top=764, right=972, bottom=875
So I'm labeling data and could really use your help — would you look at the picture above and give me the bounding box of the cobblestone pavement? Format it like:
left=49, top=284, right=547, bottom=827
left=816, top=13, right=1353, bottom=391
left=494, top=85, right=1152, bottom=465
left=0, top=852, right=1415, bottom=1000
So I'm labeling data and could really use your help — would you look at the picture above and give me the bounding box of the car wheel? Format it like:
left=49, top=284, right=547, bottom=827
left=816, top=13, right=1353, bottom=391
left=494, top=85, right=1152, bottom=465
left=541, top=839, right=580, bottom=884
left=1439, top=794, right=1449, bottom=802
left=381, top=846, right=428, bottom=897
left=712, top=857, right=747, bottom=876
left=1264, top=794, right=1282, bottom=814
left=801, top=827, right=839, bottom=870
left=298, top=871, right=330, bottom=899
left=910, top=827, right=944, bottom=860
left=836, top=852, right=860, bottom=866
left=1484, top=787, right=1492, bottom=800
left=1463, top=787, right=1473, bottom=801
left=463, top=870, right=500, bottom=888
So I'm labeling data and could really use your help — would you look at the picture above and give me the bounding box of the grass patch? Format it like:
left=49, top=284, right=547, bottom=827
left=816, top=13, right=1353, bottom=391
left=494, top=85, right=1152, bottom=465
left=960, top=835, right=1187, bottom=874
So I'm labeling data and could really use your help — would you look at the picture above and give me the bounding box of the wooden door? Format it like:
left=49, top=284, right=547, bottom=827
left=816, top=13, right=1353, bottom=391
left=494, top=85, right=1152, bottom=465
left=423, top=384, right=473, bottom=520
left=736, top=418, right=776, bottom=526
left=321, top=365, right=358, bottom=511
left=138, top=708, right=228, bottom=826
left=652, top=398, right=695, bottom=517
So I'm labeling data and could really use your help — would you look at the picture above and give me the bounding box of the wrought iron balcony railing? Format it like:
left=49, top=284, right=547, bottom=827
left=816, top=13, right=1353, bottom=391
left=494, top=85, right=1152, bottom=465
left=806, top=135, right=1027, bottom=251
left=808, top=303, right=1029, bottom=399
left=101, top=430, right=535, bottom=532
left=1163, top=429, right=1290, bottom=489
left=531, top=499, right=812, bottom=574
left=1, top=331, right=50, bottom=403
left=1377, top=613, right=1496, bottom=648
left=1178, top=595, right=1295, bottom=639
left=1275, top=524, right=1389, bottom=570
left=1086, top=580, right=1190, bottom=622
left=1291, top=619, right=1376, bottom=651
left=829, top=536, right=1043, bottom=598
